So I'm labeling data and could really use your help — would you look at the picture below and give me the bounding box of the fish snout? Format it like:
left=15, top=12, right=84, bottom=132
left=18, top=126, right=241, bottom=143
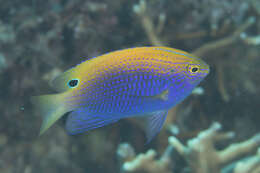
left=199, top=62, right=210, bottom=77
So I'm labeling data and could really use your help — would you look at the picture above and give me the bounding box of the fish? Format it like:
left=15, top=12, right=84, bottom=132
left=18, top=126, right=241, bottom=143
left=31, top=46, right=209, bottom=142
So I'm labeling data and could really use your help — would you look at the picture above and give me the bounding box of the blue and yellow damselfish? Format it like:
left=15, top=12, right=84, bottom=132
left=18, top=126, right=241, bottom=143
left=32, top=46, right=209, bottom=142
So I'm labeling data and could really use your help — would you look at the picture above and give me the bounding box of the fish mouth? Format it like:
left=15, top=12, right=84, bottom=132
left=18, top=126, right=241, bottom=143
left=199, top=63, right=210, bottom=76
left=204, top=64, right=210, bottom=73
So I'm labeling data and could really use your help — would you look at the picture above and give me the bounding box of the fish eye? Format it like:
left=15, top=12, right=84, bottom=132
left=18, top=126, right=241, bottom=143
left=188, top=64, right=200, bottom=74
left=192, top=67, right=198, bottom=72
left=68, top=79, right=79, bottom=88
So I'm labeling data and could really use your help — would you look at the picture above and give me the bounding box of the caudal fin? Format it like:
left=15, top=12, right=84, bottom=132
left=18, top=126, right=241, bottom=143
left=31, top=94, right=67, bottom=135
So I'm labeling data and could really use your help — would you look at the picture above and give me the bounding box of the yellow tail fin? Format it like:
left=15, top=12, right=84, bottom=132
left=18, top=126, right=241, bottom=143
left=31, top=94, right=67, bottom=135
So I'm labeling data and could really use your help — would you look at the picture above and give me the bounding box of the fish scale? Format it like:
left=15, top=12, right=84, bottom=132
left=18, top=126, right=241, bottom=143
left=69, top=60, right=185, bottom=113
left=84, top=73, right=168, bottom=115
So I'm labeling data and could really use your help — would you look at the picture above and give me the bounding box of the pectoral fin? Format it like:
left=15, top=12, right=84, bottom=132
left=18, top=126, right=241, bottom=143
left=155, top=89, right=169, bottom=101
left=130, top=89, right=169, bottom=101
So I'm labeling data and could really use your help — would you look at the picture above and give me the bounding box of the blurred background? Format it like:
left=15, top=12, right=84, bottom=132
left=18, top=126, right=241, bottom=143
left=0, top=0, right=260, bottom=173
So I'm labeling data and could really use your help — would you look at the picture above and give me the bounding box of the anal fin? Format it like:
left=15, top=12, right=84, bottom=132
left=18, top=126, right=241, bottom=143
left=66, top=109, right=120, bottom=135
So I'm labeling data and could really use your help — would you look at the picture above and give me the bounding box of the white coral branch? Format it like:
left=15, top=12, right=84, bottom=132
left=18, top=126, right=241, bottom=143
left=133, top=0, right=165, bottom=46
left=169, top=122, right=260, bottom=173
left=233, top=148, right=260, bottom=173
left=122, top=149, right=171, bottom=173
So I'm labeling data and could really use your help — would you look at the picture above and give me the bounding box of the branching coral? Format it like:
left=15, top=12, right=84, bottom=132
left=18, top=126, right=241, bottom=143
left=117, top=143, right=172, bottom=173
left=169, top=122, right=260, bottom=173
left=232, top=149, right=260, bottom=173
left=192, top=17, right=256, bottom=57
left=133, top=0, right=165, bottom=46
left=223, top=148, right=260, bottom=173
left=133, top=0, right=256, bottom=57
left=118, top=122, right=260, bottom=173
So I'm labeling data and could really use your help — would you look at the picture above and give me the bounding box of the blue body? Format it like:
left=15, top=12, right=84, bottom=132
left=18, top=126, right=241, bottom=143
left=60, top=47, right=209, bottom=142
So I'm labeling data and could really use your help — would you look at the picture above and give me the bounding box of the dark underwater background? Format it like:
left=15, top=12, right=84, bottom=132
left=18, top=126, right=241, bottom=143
left=0, top=0, right=260, bottom=173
